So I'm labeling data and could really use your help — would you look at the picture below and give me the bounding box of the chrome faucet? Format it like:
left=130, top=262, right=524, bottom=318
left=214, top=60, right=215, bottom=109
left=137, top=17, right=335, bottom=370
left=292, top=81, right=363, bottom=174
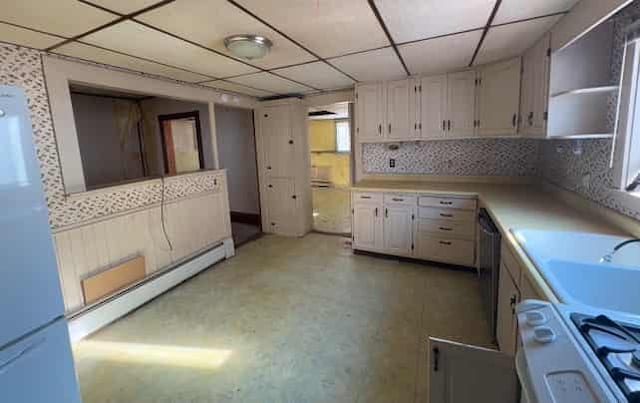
left=600, top=238, right=640, bottom=263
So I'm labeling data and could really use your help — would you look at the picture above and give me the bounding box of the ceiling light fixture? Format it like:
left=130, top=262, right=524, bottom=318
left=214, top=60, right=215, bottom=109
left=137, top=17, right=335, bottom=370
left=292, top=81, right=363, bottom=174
left=224, top=34, right=272, bottom=60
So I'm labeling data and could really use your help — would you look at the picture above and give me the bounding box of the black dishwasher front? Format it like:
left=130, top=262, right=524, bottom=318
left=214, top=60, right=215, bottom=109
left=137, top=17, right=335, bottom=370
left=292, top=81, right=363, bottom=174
left=478, top=208, right=501, bottom=342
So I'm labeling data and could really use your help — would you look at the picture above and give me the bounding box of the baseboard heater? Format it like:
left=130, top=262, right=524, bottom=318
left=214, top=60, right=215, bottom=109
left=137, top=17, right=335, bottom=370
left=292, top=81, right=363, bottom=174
left=67, top=240, right=229, bottom=342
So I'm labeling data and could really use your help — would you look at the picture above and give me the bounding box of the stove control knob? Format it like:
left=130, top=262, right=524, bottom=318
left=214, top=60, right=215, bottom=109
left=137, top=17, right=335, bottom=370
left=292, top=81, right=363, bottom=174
left=525, top=311, right=547, bottom=326
left=533, top=326, right=556, bottom=344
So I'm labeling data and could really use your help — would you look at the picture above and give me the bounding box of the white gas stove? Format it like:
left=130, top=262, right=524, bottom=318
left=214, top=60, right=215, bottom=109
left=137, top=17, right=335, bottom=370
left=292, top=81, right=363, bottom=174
left=517, top=300, right=640, bottom=402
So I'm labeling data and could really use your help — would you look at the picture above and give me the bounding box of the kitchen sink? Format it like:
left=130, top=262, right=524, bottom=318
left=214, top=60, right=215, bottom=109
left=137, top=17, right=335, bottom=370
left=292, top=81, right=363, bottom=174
left=512, top=229, right=640, bottom=315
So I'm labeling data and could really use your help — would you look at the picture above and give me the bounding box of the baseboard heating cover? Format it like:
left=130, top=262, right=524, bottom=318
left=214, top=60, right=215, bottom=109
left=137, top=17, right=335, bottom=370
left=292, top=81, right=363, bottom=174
left=68, top=239, right=232, bottom=342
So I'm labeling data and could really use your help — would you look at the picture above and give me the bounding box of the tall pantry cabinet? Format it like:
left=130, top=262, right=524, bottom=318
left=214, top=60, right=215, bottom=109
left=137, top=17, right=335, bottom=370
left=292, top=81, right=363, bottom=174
left=255, top=99, right=312, bottom=237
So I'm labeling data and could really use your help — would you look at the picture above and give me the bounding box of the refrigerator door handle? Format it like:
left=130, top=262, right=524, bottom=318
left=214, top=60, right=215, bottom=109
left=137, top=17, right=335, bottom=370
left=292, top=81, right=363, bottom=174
left=0, top=337, right=46, bottom=374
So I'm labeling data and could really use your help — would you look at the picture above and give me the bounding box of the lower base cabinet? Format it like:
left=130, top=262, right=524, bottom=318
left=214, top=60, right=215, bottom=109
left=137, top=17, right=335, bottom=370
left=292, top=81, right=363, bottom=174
left=352, top=191, right=476, bottom=266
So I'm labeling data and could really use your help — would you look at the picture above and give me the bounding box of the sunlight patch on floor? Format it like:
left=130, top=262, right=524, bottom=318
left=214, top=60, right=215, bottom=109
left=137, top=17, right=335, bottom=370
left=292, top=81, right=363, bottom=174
left=75, top=341, right=232, bottom=370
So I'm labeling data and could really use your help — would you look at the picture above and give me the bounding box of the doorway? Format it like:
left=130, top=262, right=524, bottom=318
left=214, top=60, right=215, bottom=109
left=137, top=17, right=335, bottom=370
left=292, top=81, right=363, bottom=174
left=215, top=105, right=262, bottom=246
left=308, top=102, right=353, bottom=235
left=158, top=111, right=204, bottom=175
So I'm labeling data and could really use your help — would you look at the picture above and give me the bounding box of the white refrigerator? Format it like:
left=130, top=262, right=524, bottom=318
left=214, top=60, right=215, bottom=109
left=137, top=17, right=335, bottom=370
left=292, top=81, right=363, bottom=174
left=0, top=85, right=81, bottom=402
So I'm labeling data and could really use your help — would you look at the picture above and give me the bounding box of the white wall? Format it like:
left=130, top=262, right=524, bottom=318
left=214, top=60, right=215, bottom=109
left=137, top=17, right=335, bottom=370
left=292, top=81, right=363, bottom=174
left=215, top=105, right=260, bottom=215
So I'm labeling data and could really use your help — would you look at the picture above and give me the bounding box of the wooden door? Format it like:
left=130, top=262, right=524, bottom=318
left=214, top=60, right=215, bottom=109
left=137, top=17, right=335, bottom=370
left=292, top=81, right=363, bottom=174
left=353, top=203, right=382, bottom=250
left=428, top=337, right=519, bottom=403
left=477, top=58, right=522, bottom=136
left=260, top=106, right=293, bottom=178
left=496, top=262, right=520, bottom=356
left=265, top=177, right=296, bottom=235
left=446, top=71, right=477, bottom=137
left=420, top=75, right=448, bottom=139
left=383, top=205, right=413, bottom=255
left=386, top=79, right=411, bottom=139
left=356, top=83, right=384, bottom=140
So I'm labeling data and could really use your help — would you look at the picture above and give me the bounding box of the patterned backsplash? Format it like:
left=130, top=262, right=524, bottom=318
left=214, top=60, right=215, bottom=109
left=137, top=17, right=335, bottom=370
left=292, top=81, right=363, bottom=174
left=362, top=139, right=542, bottom=176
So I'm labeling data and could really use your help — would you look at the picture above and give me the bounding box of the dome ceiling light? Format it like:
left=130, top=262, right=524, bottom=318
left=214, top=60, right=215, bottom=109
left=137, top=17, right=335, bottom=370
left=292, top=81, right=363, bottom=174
left=224, top=34, right=272, bottom=60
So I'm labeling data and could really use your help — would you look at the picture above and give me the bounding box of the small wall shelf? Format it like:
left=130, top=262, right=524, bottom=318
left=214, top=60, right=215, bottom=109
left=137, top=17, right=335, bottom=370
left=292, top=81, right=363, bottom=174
left=550, top=85, right=618, bottom=98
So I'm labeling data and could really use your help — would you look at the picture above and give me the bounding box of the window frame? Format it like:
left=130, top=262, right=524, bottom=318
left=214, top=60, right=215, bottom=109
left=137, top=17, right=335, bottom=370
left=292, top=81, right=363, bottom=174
left=158, top=111, right=205, bottom=175
left=334, top=118, right=351, bottom=153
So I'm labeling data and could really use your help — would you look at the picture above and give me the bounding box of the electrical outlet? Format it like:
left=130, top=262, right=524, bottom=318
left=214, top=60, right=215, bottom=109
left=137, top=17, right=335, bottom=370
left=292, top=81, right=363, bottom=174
left=389, top=158, right=396, bottom=168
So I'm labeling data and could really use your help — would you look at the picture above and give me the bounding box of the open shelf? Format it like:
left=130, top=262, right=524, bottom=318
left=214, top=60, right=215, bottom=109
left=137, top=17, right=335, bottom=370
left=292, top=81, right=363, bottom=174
left=550, top=85, right=618, bottom=98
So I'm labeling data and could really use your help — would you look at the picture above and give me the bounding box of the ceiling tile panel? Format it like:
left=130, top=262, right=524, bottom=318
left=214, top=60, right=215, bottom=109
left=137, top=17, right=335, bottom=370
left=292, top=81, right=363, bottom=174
left=0, top=23, right=63, bottom=50
left=201, top=80, right=273, bottom=97
left=137, top=0, right=315, bottom=69
left=374, top=0, right=494, bottom=44
left=329, top=48, right=406, bottom=82
left=55, top=42, right=212, bottom=82
left=273, top=62, right=354, bottom=90
left=1, top=0, right=118, bottom=37
left=493, top=0, right=579, bottom=25
left=475, top=15, right=562, bottom=65
left=400, top=30, right=483, bottom=75
left=234, top=0, right=388, bottom=58
left=229, top=72, right=313, bottom=94
left=82, top=20, right=258, bottom=78
left=85, top=0, right=164, bottom=15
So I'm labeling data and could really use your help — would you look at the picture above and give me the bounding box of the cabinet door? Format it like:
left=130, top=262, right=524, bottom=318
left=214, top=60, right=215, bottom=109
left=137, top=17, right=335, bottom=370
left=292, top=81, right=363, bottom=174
left=353, top=203, right=382, bottom=250
left=260, top=106, right=293, bottom=178
left=383, top=205, right=413, bottom=255
left=531, top=33, right=551, bottom=136
left=446, top=71, right=476, bottom=137
left=265, top=177, right=297, bottom=235
left=477, top=58, right=521, bottom=136
left=356, top=83, right=384, bottom=140
left=386, top=79, right=411, bottom=139
left=428, top=337, right=519, bottom=403
left=420, top=75, right=447, bottom=139
left=497, top=262, right=520, bottom=356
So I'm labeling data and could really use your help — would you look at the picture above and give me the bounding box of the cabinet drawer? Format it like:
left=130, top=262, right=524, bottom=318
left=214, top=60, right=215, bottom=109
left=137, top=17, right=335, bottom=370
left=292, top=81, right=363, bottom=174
left=418, top=219, right=474, bottom=239
left=415, top=234, right=475, bottom=266
left=383, top=194, right=417, bottom=206
left=352, top=192, right=383, bottom=204
left=418, top=207, right=475, bottom=222
left=418, top=195, right=476, bottom=210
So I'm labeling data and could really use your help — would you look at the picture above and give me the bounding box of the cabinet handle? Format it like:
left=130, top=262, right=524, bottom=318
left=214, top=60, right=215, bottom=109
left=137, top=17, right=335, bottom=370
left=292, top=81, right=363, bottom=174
left=528, top=112, right=534, bottom=126
left=385, top=208, right=388, bottom=218
left=438, top=241, right=452, bottom=246
left=388, top=123, right=391, bottom=134
left=438, top=227, right=452, bottom=231
left=289, top=139, right=294, bottom=144
left=378, top=124, right=382, bottom=135
left=439, top=213, right=453, bottom=218
left=267, top=166, right=272, bottom=170
left=360, top=195, right=371, bottom=199
left=442, top=120, right=446, bottom=131
left=433, top=347, right=440, bottom=372
left=447, top=120, right=451, bottom=131
left=292, top=195, right=297, bottom=199
left=268, top=184, right=273, bottom=188
left=374, top=207, right=378, bottom=217
left=414, top=123, right=417, bottom=130
left=512, top=113, right=517, bottom=127
left=439, top=201, right=453, bottom=205
left=391, top=197, right=404, bottom=202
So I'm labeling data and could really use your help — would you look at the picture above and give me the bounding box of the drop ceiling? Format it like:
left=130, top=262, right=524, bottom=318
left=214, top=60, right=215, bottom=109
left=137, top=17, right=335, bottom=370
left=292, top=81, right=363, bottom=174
left=1, top=0, right=579, bottom=98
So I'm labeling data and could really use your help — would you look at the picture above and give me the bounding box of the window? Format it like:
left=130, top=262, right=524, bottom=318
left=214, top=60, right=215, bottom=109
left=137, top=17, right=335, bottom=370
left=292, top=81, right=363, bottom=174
left=158, top=112, right=204, bottom=175
left=335, top=120, right=351, bottom=153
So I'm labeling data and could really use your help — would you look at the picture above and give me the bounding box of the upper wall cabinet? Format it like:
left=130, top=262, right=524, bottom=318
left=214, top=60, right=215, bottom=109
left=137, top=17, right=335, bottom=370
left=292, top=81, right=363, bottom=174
left=356, top=82, right=385, bottom=141
left=520, top=33, right=551, bottom=137
left=419, top=75, right=448, bottom=139
left=386, top=79, right=412, bottom=139
left=477, top=58, right=522, bottom=136
left=447, top=70, right=478, bottom=138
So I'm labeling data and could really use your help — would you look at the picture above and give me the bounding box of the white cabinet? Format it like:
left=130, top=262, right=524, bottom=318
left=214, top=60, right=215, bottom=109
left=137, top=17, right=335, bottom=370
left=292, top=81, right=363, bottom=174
left=520, top=33, right=550, bottom=137
left=497, top=262, right=520, bottom=356
left=356, top=83, right=384, bottom=140
left=477, top=58, right=521, bottom=136
left=260, top=106, right=294, bottom=178
left=419, top=75, right=447, bottom=139
left=447, top=70, right=477, bottom=137
left=352, top=202, right=383, bottom=250
left=428, top=337, right=519, bottom=403
left=265, top=177, right=297, bottom=235
left=383, top=205, right=414, bottom=255
left=386, top=79, right=411, bottom=139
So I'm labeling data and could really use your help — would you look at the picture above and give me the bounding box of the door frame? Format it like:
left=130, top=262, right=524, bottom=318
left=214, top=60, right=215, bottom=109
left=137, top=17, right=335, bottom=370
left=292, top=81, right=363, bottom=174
left=158, top=111, right=205, bottom=175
